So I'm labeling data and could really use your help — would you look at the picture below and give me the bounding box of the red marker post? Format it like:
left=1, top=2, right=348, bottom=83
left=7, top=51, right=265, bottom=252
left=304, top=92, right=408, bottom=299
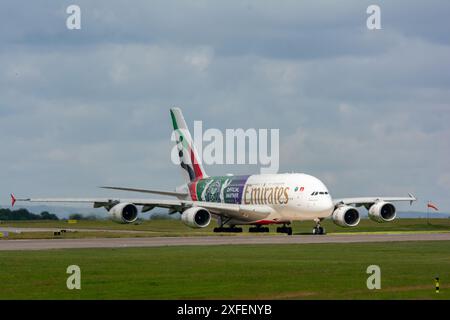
left=426, top=201, right=439, bottom=225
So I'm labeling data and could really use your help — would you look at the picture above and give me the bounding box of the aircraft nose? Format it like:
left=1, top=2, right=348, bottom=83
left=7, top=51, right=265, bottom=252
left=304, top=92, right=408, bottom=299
left=316, top=197, right=334, bottom=216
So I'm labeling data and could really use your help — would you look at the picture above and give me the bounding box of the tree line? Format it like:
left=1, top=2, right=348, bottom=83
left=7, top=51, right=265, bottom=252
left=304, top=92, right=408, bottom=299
left=0, top=208, right=59, bottom=220
left=0, top=208, right=99, bottom=221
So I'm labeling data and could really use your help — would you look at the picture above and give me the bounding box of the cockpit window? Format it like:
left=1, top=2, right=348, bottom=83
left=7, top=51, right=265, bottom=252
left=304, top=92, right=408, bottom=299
left=311, top=191, right=328, bottom=196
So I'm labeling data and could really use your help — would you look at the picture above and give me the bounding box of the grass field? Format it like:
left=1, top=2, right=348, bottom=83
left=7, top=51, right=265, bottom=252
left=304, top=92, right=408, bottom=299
left=0, top=241, right=448, bottom=299
left=1, top=218, right=450, bottom=240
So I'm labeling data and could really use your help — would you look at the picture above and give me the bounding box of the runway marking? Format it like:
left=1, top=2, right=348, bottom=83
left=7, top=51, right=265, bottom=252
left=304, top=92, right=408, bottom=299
left=1, top=232, right=450, bottom=251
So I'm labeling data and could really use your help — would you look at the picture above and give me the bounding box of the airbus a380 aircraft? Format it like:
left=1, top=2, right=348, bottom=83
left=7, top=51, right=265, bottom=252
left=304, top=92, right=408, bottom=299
left=12, top=108, right=416, bottom=235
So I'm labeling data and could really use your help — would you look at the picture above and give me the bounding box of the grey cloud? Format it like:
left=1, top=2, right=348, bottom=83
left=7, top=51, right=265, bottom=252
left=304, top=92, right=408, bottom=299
left=0, top=1, right=449, bottom=213
left=3, top=1, right=449, bottom=58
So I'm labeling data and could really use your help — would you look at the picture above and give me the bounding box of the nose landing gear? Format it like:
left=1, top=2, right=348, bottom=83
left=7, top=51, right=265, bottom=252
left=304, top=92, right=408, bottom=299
left=312, top=219, right=326, bottom=235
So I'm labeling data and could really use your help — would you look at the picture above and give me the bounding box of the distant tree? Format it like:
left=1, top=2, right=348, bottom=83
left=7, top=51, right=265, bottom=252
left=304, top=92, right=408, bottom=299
left=68, top=213, right=84, bottom=220
left=40, top=211, right=59, bottom=220
left=68, top=213, right=99, bottom=220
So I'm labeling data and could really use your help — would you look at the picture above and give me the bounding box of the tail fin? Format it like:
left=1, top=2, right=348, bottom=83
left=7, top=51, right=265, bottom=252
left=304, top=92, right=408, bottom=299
left=170, top=107, right=207, bottom=182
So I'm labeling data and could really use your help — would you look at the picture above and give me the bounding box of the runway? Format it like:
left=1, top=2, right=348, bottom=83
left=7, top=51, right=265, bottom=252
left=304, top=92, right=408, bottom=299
left=1, top=232, right=450, bottom=251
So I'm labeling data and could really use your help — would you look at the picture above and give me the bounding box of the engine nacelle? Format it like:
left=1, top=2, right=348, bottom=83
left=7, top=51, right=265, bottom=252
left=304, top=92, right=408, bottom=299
left=368, top=201, right=396, bottom=223
left=181, top=207, right=211, bottom=228
left=332, top=205, right=360, bottom=227
left=109, top=203, right=138, bottom=223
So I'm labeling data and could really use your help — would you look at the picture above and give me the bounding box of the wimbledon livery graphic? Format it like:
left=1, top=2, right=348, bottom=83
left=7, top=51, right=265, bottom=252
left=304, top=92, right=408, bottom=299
left=190, top=175, right=289, bottom=206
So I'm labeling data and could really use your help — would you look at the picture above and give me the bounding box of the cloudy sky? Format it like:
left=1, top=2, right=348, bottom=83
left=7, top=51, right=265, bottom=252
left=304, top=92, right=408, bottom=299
left=1, top=0, right=449, bottom=215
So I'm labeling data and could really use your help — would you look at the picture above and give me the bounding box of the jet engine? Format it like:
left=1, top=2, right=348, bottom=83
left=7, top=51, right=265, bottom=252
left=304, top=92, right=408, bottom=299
left=109, top=203, right=138, bottom=223
left=368, top=201, right=396, bottom=222
left=181, top=207, right=211, bottom=228
left=332, top=205, right=360, bottom=227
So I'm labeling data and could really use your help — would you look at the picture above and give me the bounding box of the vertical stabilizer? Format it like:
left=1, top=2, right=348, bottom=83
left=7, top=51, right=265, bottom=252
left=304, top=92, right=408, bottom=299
left=170, top=108, right=207, bottom=182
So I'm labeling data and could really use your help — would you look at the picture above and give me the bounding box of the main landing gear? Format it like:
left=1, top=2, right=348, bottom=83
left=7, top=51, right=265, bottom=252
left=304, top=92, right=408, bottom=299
left=247, top=224, right=293, bottom=235
left=213, top=226, right=243, bottom=233
left=213, top=224, right=293, bottom=235
left=249, top=226, right=269, bottom=233
left=213, top=217, right=293, bottom=235
left=276, top=225, right=293, bottom=235
left=312, top=219, right=326, bottom=235
left=249, top=225, right=292, bottom=235
left=213, top=218, right=243, bottom=233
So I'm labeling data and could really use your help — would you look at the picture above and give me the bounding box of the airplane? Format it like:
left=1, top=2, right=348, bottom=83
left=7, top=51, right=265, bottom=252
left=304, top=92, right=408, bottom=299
left=11, top=108, right=416, bottom=235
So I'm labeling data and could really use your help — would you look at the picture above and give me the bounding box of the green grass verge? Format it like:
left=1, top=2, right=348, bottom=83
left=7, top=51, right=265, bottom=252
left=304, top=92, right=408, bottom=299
left=0, top=241, right=449, bottom=299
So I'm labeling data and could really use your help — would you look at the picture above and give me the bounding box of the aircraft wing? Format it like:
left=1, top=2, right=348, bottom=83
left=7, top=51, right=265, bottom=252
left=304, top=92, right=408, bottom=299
left=333, top=193, right=417, bottom=207
left=11, top=195, right=272, bottom=221
left=100, top=186, right=188, bottom=198
left=12, top=196, right=185, bottom=211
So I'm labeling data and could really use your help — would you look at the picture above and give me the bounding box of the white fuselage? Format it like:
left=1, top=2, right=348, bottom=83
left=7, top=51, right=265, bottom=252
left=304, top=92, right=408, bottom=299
left=240, top=173, right=334, bottom=222
left=186, top=173, right=334, bottom=224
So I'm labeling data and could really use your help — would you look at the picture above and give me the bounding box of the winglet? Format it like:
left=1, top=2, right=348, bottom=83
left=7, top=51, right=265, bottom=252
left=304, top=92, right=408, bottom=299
left=11, top=193, right=16, bottom=207
left=408, top=193, right=417, bottom=205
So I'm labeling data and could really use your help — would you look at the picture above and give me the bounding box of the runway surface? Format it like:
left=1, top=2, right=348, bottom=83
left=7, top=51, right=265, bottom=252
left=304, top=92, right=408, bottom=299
left=1, top=232, right=450, bottom=251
